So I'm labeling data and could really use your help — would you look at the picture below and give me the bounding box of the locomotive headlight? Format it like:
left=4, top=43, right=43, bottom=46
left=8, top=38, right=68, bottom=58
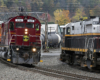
left=25, top=29, right=28, bottom=31
left=25, top=29, right=28, bottom=34
left=32, top=48, right=37, bottom=52
left=16, top=48, right=19, bottom=51
left=25, top=31, right=28, bottom=34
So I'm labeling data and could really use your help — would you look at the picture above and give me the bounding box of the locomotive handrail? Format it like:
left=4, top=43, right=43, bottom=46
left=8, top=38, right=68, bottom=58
left=12, top=35, right=40, bottom=37
left=29, top=35, right=40, bottom=37
left=9, top=29, right=11, bottom=45
left=93, top=37, right=100, bottom=39
left=9, top=34, right=40, bottom=45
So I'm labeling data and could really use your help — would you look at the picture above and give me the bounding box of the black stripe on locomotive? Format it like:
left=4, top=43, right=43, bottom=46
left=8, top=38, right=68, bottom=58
left=64, top=35, right=100, bottom=50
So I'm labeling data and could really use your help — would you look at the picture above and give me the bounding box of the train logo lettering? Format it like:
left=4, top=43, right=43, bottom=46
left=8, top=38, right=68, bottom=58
left=23, top=35, right=29, bottom=42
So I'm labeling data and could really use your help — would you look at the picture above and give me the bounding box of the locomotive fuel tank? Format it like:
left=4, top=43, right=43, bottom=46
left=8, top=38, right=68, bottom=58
left=0, top=51, right=6, bottom=59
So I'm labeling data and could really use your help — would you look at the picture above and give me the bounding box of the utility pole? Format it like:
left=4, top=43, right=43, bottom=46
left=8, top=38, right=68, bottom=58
left=44, top=12, right=49, bottom=52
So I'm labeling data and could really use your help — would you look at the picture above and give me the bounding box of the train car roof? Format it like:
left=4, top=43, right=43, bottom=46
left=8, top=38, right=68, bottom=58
left=41, top=24, right=58, bottom=32
left=0, top=21, right=3, bottom=24
left=60, top=25, right=65, bottom=28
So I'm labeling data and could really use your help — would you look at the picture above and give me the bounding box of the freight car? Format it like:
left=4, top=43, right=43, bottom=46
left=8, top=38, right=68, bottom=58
left=41, top=24, right=61, bottom=48
left=60, top=25, right=65, bottom=35
left=60, top=16, right=100, bottom=69
left=0, top=13, right=41, bottom=65
left=40, top=28, right=45, bottom=49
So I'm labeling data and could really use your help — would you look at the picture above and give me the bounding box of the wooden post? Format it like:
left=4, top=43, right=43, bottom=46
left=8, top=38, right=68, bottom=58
left=44, top=13, right=49, bottom=52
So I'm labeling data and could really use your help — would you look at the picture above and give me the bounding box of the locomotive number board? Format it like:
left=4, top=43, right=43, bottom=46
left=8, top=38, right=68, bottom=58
left=15, top=19, right=23, bottom=22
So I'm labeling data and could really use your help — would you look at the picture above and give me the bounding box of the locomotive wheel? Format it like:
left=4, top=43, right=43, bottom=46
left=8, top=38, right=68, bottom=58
left=60, top=53, right=67, bottom=62
left=80, top=56, right=86, bottom=67
left=86, top=59, right=94, bottom=71
left=68, top=54, right=74, bottom=65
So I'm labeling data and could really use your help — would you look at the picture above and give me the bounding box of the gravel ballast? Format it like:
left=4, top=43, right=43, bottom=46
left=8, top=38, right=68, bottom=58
left=37, top=48, right=100, bottom=79
left=0, top=61, right=63, bottom=80
left=1, top=48, right=100, bottom=80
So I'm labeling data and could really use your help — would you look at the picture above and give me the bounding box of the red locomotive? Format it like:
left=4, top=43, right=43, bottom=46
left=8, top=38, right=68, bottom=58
left=0, top=13, right=41, bottom=64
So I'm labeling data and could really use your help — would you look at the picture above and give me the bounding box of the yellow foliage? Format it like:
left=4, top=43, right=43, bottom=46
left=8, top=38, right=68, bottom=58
left=0, top=0, right=6, bottom=7
left=82, top=17, right=88, bottom=20
left=72, top=8, right=86, bottom=21
left=54, top=9, right=70, bottom=25
left=33, top=0, right=43, bottom=6
left=89, top=10, right=94, bottom=16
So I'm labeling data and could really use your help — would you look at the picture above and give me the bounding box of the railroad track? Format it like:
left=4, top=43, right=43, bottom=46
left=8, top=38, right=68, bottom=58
left=0, top=58, right=99, bottom=80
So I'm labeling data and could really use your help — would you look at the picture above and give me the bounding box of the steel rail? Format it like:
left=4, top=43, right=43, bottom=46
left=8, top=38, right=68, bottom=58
left=0, top=58, right=99, bottom=80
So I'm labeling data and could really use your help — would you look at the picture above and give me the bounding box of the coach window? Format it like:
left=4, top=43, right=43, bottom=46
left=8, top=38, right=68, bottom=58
left=9, top=22, right=14, bottom=30
left=66, top=27, right=70, bottom=34
left=35, top=23, right=39, bottom=31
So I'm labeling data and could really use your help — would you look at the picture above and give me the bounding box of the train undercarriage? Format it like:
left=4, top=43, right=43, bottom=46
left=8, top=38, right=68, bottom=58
left=60, top=36, right=100, bottom=70
left=0, top=45, right=41, bottom=65
left=60, top=50, right=100, bottom=70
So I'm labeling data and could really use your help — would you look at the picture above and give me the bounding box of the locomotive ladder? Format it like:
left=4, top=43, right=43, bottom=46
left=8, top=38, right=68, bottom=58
left=85, top=37, right=100, bottom=69
left=9, top=34, right=40, bottom=46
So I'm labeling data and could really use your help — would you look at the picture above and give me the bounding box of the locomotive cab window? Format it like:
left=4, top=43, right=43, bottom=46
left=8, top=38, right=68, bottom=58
left=9, top=22, right=14, bottom=30
left=66, top=27, right=70, bottom=34
left=72, top=26, right=74, bottom=30
left=35, top=23, right=39, bottom=31
left=26, top=23, right=34, bottom=28
left=16, top=23, right=25, bottom=28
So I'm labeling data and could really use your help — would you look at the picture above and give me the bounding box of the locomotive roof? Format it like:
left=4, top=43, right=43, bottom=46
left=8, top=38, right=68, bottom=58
left=3, top=15, right=40, bottom=24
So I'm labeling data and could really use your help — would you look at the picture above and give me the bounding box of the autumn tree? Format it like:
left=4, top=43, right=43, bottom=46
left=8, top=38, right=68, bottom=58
left=54, top=9, right=70, bottom=25
left=91, top=5, right=100, bottom=16
left=41, top=13, right=51, bottom=22
left=72, top=8, right=86, bottom=21
left=42, top=0, right=55, bottom=15
left=0, top=0, right=5, bottom=7
left=89, top=10, right=94, bottom=16
left=26, top=1, right=31, bottom=11
left=4, top=0, right=14, bottom=8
